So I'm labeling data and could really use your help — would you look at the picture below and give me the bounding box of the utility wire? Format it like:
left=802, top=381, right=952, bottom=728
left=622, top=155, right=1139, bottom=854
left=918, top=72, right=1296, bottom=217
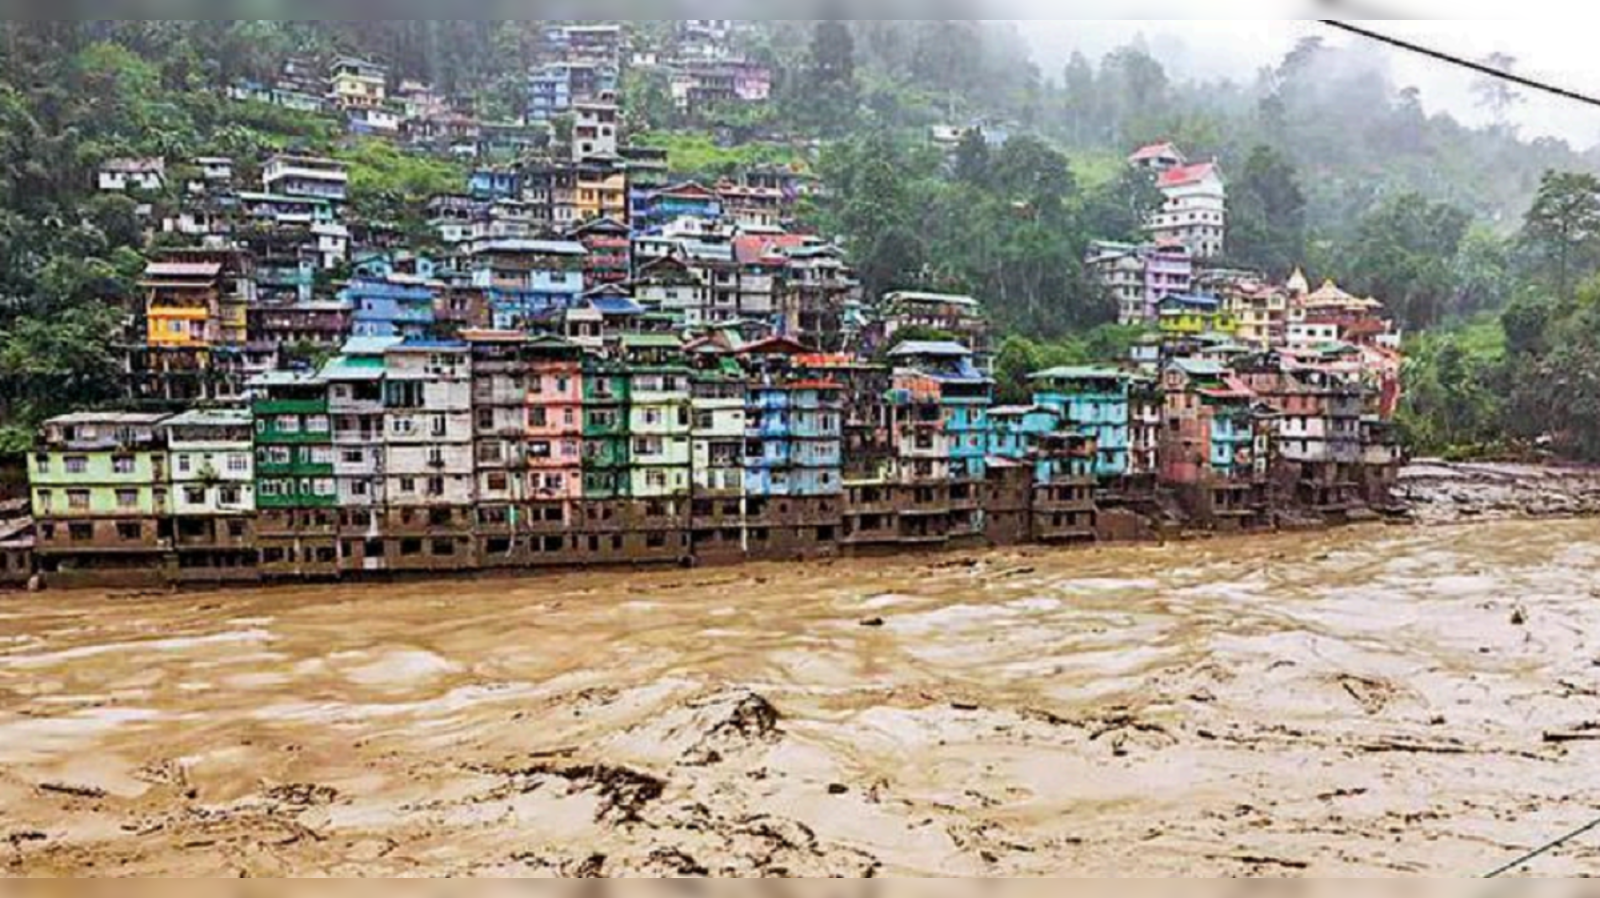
left=1318, top=19, right=1600, bottom=110
left=1484, top=811, right=1600, bottom=878
left=1314, top=13, right=1600, bottom=879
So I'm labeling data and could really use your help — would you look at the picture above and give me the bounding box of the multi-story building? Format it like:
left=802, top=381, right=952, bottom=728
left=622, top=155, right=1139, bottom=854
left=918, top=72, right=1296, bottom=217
left=163, top=409, right=257, bottom=582
left=251, top=370, right=338, bottom=579
left=638, top=182, right=723, bottom=234
left=879, top=291, right=992, bottom=371
left=263, top=155, right=350, bottom=205
left=381, top=341, right=476, bottom=570
left=29, top=413, right=172, bottom=587
left=133, top=255, right=253, bottom=405
left=322, top=337, right=396, bottom=572
left=330, top=57, right=387, bottom=110
left=249, top=300, right=352, bottom=350
left=580, top=360, right=631, bottom=501
left=1030, top=367, right=1133, bottom=481
left=623, top=145, right=671, bottom=224
left=528, top=62, right=618, bottom=122
left=1086, top=240, right=1195, bottom=326
left=524, top=335, right=586, bottom=520
left=573, top=100, right=621, bottom=162
left=689, top=369, right=747, bottom=561
left=1158, top=293, right=1238, bottom=338
left=346, top=272, right=441, bottom=339
left=627, top=362, right=693, bottom=501
left=469, top=168, right=522, bottom=201
left=885, top=341, right=993, bottom=545
left=98, top=157, right=166, bottom=193
left=782, top=243, right=858, bottom=349
left=633, top=255, right=704, bottom=326
left=1152, top=164, right=1227, bottom=260
left=470, top=239, right=588, bottom=330
left=571, top=217, right=632, bottom=288
left=575, top=159, right=629, bottom=224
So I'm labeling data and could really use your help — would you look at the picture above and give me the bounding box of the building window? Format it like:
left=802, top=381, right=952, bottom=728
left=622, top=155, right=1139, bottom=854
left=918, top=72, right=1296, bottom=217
left=115, top=489, right=139, bottom=509
left=177, top=455, right=192, bottom=474
left=487, top=472, right=508, bottom=492
left=228, top=454, right=249, bottom=473
left=184, top=486, right=206, bottom=505
left=35, top=489, right=51, bottom=512
left=65, top=456, right=88, bottom=474
left=400, top=477, right=416, bottom=494
left=34, top=453, right=49, bottom=474
left=314, top=479, right=336, bottom=497
left=219, top=486, right=241, bottom=506
left=116, top=522, right=141, bottom=541
left=276, top=416, right=300, bottom=433
left=427, top=477, right=445, bottom=497
left=306, top=415, right=330, bottom=434
left=112, top=456, right=136, bottom=475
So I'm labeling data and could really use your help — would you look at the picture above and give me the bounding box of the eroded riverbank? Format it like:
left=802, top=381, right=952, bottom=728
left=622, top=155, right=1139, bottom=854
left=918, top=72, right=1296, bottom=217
left=5, top=520, right=1600, bottom=876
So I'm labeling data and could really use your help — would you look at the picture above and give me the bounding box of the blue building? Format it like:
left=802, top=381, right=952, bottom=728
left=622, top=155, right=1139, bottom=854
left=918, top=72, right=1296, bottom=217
left=743, top=379, right=843, bottom=498
left=469, top=239, right=588, bottom=331
left=468, top=168, right=522, bottom=201
left=528, top=63, right=573, bottom=123
left=636, top=182, right=723, bottom=234
left=1030, top=366, right=1133, bottom=480
left=887, top=341, right=993, bottom=483
left=345, top=277, right=438, bottom=339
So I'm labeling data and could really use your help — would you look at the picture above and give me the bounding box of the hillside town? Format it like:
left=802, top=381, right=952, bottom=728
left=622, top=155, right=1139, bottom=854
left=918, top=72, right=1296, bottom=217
left=2, top=22, right=1408, bottom=589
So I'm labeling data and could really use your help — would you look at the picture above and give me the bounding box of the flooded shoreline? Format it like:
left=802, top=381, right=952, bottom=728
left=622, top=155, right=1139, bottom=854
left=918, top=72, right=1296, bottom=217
left=5, top=519, right=1600, bottom=875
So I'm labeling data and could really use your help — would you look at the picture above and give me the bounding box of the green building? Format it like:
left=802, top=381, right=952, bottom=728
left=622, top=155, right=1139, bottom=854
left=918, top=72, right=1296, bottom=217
left=251, top=370, right=338, bottom=578
left=252, top=371, right=336, bottom=510
left=581, top=361, right=632, bottom=500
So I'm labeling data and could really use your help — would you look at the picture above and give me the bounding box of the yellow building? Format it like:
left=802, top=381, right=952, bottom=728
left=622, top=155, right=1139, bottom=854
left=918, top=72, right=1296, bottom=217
left=330, top=58, right=386, bottom=110
left=1158, top=294, right=1238, bottom=336
left=141, top=261, right=223, bottom=347
left=576, top=164, right=629, bottom=225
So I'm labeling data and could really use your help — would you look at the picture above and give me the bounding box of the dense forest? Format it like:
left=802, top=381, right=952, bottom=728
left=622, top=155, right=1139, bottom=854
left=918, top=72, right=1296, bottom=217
left=3, top=21, right=1600, bottom=458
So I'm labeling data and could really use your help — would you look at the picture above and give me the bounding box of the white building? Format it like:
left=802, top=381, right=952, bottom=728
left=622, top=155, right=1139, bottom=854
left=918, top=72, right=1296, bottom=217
left=98, top=158, right=166, bottom=192
left=163, top=409, right=255, bottom=517
left=1128, top=142, right=1227, bottom=260
left=572, top=100, right=620, bottom=162
left=383, top=343, right=476, bottom=508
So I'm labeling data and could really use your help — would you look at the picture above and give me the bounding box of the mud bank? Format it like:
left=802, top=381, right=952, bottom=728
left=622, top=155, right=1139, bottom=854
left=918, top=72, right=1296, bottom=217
left=1398, top=461, right=1600, bottom=526
left=4, top=520, right=1600, bottom=875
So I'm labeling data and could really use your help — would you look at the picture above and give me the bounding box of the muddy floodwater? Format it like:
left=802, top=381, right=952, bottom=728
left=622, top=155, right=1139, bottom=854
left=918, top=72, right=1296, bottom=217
left=7, top=520, right=1600, bottom=876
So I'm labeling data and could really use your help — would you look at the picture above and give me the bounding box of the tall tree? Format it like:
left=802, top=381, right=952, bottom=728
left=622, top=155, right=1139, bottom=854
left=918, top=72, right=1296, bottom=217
left=1226, top=145, right=1308, bottom=276
left=1520, top=170, right=1600, bottom=303
left=1471, top=53, right=1523, bottom=130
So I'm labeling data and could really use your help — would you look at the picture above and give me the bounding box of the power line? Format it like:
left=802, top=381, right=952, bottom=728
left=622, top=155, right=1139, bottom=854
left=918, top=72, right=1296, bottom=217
left=1484, top=811, right=1600, bottom=878
left=1318, top=19, right=1600, bottom=111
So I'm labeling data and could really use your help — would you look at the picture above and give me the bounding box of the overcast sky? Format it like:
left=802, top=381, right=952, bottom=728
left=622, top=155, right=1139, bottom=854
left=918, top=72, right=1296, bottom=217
left=1007, top=19, right=1600, bottom=147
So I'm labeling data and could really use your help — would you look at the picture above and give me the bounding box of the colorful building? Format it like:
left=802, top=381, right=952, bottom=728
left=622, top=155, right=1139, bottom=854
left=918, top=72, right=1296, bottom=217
left=470, top=239, right=588, bottom=330
left=1030, top=367, right=1133, bottom=480
left=163, top=408, right=257, bottom=582
left=251, top=370, right=338, bottom=579
left=29, top=413, right=172, bottom=586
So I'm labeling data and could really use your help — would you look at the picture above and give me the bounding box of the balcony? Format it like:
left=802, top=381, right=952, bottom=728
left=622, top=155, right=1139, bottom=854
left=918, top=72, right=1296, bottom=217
left=746, top=419, right=791, bottom=439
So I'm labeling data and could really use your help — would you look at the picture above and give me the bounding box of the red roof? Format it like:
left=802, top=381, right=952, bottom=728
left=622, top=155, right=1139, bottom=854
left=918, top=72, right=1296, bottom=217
left=1158, top=162, right=1218, bottom=188
left=733, top=234, right=808, bottom=266
left=738, top=335, right=812, bottom=356
left=1130, top=142, right=1178, bottom=162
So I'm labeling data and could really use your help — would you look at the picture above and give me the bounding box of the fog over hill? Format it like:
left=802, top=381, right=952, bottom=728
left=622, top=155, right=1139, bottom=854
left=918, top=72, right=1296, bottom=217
left=1015, top=20, right=1600, bottom=149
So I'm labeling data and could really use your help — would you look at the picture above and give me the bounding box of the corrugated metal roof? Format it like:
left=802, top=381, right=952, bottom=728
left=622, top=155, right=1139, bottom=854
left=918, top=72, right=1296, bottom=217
left=888, top=341, right=972, bottom=358
left=144, top=262, right=222, bottom=278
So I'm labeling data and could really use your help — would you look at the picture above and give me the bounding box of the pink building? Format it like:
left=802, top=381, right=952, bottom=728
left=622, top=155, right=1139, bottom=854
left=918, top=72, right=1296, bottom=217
left=525, top=342, right=585, bottom=503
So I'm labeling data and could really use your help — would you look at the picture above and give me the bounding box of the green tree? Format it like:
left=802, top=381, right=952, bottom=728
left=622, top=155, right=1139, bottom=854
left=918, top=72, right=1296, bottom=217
left=953, top=128, right=989, bottom=186
left=1520, top=170, right=1600, bottom=303
left=1226, top=145, right=1307, bottom=276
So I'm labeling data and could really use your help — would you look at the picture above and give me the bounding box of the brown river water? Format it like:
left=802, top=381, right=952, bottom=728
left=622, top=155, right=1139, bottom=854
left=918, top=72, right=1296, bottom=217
left=5, top=519, right=1600, bottom=877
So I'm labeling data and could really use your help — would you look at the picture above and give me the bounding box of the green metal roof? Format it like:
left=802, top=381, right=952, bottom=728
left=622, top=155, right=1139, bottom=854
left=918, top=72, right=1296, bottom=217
left=621, top=333, right=685, bottom=349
